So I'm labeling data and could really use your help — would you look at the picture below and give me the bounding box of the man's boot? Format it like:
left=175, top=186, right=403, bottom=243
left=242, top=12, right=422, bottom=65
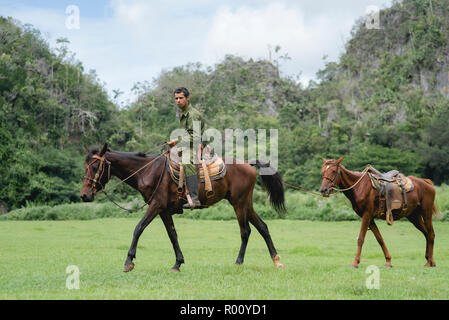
left=183, top=175, right=201, bottom=209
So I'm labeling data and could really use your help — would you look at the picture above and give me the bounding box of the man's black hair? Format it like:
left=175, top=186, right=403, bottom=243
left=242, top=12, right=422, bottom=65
left=173, top=87, right=190, bottom=97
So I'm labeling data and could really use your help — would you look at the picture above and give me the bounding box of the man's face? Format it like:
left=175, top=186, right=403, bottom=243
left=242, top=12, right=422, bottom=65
left=174, top=92, right=189, bottom=110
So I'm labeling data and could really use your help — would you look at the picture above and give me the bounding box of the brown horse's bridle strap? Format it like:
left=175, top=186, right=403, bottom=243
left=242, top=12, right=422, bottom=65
left=329, top=165, right=371, bottom=193
left=323, top=162, right=341, bottom=187
left=84, top=154, right=111, bottom=194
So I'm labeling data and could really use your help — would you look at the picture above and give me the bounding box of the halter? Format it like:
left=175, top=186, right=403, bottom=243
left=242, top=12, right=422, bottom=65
left=322, top=161, right=341, bottom=189
left=83, top=154, right=111, bottom=194
left=323, top=161, right=372, bottom=193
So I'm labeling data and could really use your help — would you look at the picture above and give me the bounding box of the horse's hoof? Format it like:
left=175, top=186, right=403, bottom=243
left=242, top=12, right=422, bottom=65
left=170, top=267, right=180, bottom=273
left=123, top=263, right=134, bottom=272
left=384, top=264, right=393, bottom=268
left=350, top=264, right=359, bottom=269
left=272, top=255, right=283, bottom=268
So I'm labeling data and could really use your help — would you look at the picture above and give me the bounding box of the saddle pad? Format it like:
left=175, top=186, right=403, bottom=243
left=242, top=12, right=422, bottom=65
left=369, top=173, right=414, bottom=193
left=166, top=155, right=226, bottom=184
left=399, top=176, right=414, bottom=193
left=390, top=173, right=414, bottom=193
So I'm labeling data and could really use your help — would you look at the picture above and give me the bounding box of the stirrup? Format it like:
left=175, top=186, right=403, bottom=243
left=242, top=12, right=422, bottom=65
left=182, top=193, right=200, bottom=209
left=183, top=201, right=201, bottom=209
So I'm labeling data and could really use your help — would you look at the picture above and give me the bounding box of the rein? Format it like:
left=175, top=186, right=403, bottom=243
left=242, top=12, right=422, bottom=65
left=100, top=155, right=167, bottom=213
left=85, top=148, right=169, bottom=212
left=104, top=152, right=167, bottom=193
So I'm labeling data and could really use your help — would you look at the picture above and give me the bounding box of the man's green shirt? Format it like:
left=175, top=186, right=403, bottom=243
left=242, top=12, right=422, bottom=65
left=179, top=104, right=205, bottom=146
left=176, top=104, right=208, bottom=161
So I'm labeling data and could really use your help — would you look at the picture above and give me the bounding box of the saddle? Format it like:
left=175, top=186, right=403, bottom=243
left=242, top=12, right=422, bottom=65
left=166, top=145, right=226, bottom=200
left=368, top=166, right=414, bottom=226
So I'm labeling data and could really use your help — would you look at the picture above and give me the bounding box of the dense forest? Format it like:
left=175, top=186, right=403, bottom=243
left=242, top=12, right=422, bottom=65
left=1, top=0, right=448, bottom=212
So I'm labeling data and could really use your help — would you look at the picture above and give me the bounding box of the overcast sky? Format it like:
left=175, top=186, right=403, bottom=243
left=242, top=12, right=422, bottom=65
left=0, top=0, right=394, bottom=104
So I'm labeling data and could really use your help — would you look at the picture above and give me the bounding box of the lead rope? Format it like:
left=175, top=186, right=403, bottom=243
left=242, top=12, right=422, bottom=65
left=282, top=165, right=372, bottom=196
left=329, top=166, right=371, bottom=193
left=281, top=182, right=324, bottom=196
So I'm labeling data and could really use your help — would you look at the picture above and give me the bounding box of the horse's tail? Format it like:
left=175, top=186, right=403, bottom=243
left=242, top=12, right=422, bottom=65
left=422, top=179, right=439, bottom=217
left=251, top=160, right=286, bottom=217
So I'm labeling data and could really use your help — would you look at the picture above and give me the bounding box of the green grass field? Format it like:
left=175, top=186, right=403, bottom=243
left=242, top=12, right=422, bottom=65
left=1, top=217, right=448, bottom=300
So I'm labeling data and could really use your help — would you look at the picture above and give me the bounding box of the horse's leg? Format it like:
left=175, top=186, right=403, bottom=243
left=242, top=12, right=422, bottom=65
left=160, top=211, right=185, bottom=272
left=408, top=210, right=436, bottom=267
left=351, top=213, right=371, bottom=268
left=248, top=207, right=283, bottom=268
left=407, top=212, right=430, bottom=265
left=369, top=220, right=392, bottom=267
left=423, top=212, right=436, bottom=267
left=124, top=204, right=160, bottom=272
left=234, top=204, right=251, bottom=265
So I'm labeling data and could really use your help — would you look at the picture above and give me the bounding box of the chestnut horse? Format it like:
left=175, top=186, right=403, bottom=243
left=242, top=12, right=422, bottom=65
left=80, top=143, right=286, bottom=272
left=319, top=156, right=439, bottom=268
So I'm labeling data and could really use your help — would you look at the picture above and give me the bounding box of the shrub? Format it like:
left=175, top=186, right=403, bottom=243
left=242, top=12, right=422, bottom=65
left=1, top=185, right=447, bottom=222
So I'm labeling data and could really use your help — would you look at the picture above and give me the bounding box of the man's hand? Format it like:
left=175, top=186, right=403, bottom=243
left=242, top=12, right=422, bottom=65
left=166, top=139, right=177, bottom=147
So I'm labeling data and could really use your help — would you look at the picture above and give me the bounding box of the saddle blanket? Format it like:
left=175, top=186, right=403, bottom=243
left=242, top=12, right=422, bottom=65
left=165, top=146, right=226, bottom=184
left=368, top=168, right=414, bottom=193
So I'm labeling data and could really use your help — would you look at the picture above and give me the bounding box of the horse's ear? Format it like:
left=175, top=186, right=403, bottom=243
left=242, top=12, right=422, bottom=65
left=84, top=146, right=90, bottom=153
left=337, top=156, right=345, bottom=164
left=100, top=143, right=108, bottom=156
left=322, top=158, right=327, bottom=163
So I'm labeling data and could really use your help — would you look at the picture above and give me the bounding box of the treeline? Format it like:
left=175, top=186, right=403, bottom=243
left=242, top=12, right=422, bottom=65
left=0, top=16, right=118, bottom=211
left=1, top=0, right=449, bottom=212
left=3, top=184, right=449, bottom=221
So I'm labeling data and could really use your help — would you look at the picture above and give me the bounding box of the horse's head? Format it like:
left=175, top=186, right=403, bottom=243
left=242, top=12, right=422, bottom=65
left=80, top=143, right=111, bottom=202
left=320, top=156, right=344, bottom=197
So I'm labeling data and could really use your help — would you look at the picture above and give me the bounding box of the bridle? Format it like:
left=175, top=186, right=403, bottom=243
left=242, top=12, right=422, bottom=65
left=83, top=154, right=111, bottom=194
left=322, top=161, right=341, bottom=190
left=322, top=161, right=371, bottom=193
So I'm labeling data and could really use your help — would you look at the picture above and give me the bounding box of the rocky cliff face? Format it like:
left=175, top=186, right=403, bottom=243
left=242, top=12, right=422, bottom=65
left=424, top=61, right=449, bottom=97
left=207, top=56, right=288, bottom=117
left=342, top=0, right=449, bottom=98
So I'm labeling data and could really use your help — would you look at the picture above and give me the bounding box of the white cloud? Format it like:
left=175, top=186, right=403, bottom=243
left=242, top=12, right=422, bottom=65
left=203, top=2, right=355, bottom=86
left=204, top=4, right=304, bottom=60
left=1, top=0, right=394, bottom=102
left=112, top=0, right=152, bottom=23
left=110, top=0, right=156, bottom=43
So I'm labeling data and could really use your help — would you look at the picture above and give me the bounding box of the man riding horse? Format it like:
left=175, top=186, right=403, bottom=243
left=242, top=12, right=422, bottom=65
left=80, top=86, right=286, bottom=271
left=166, top=87, right=207, bottom=209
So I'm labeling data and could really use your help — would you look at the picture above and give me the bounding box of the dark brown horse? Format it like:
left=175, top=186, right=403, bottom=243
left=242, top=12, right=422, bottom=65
left=80, top=143, right=286, bottom=272
left=319, top=156, right=439, bottom=268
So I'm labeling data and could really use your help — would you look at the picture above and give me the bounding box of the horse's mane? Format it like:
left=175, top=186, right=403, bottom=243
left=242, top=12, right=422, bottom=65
left=109, top=150, right=162, bottom=160
left=87, top=147, right=155, bottom=159
left=112, top=150, right=149, bottom=158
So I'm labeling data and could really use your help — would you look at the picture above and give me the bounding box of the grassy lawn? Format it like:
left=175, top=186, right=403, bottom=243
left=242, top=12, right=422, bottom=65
left=0, top=217, right=448, bottom=299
